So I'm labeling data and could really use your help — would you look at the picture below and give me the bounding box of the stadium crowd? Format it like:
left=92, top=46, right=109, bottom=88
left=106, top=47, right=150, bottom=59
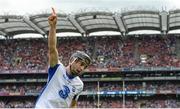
left=0, top=35, right=180, bottom=71
left=0, top=35, right=180, bottom=108
left=83, top=81, right=180, bottom=93
left=0, top=84, right=42, bottom=95
left=0, top=100, right=34, bottom=108
left=0, top=97, right=179, bottom=108
left=0, top=81, right=179, bottom=95
left=77, top=98, right=180, bottom=108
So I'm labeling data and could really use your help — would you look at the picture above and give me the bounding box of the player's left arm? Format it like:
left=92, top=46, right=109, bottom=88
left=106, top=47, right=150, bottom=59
left=71, top=80, right=84, bottom=108
left=70, top=95, right=79, bottom=108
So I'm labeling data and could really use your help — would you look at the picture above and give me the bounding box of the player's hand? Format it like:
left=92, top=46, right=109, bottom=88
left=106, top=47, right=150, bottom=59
left=48, top=8, right=57, bottom=28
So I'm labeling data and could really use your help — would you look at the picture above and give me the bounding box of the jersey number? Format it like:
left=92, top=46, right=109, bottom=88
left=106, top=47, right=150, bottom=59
left=59, top=85, right=70, bottom=99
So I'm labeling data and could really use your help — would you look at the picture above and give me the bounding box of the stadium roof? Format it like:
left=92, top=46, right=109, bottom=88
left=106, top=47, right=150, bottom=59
left=1, top=9, right=180, bottom=38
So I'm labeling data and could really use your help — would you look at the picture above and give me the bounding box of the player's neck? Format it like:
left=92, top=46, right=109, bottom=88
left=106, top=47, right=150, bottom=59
left=66, top=66, right=71, bottom=75
left=66, top=65, right=76, bottom=79
left=66, top=65, right=75, bottom=76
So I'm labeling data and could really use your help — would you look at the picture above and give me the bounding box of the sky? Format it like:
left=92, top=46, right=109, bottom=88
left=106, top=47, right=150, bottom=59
left=0, top=0, right=180, bottom=15
left=0, top=0, right=180, bottom=38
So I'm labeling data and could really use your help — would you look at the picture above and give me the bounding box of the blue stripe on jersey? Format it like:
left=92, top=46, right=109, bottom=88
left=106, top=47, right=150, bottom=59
left=48, top=64, right=60, bottom=82
left=35, top=64, right=60, bottom=107
left=66, top=72, right=75, bottom=79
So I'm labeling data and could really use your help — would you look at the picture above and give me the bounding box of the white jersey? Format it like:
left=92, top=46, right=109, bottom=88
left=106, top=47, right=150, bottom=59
left=35, top=62, right=84, bottom=108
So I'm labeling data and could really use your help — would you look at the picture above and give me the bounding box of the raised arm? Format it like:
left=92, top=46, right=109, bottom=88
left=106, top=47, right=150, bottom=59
left=48, top=8, right=59, bottom=67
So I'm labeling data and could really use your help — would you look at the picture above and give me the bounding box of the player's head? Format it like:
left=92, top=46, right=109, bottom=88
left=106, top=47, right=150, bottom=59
left=69, top=51, right=91, bottom=76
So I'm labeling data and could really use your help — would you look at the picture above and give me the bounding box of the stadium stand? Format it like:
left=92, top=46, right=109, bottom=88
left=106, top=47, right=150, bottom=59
left=0, top=10, right=180, bottom=108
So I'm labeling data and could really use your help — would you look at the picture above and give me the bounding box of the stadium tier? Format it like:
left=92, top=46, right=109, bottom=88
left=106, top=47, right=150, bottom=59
left=0, top=35, right=180, bottom=71
left=0, top=35, right=180, bottom=108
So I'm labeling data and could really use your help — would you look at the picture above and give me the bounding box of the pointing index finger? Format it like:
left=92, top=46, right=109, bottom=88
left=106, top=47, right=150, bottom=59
left=52, top=7, right=56, bottom=15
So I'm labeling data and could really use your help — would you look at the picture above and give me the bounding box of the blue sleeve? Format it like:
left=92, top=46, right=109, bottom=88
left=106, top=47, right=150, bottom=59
left=47, top=64, right=60, bottom=82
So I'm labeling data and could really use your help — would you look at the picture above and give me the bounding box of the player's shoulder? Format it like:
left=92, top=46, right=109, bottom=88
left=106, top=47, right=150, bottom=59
left=73, top=77, right=84, bottom=93
left=48, top=61, right=64, bottom=69
left=58, top=61, right=64, bottom=67
left=73, top=76, right=84, bottom=87
left=76, top=76, right=84, bottom=86
left=56, top=61, right=66, bottom=71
